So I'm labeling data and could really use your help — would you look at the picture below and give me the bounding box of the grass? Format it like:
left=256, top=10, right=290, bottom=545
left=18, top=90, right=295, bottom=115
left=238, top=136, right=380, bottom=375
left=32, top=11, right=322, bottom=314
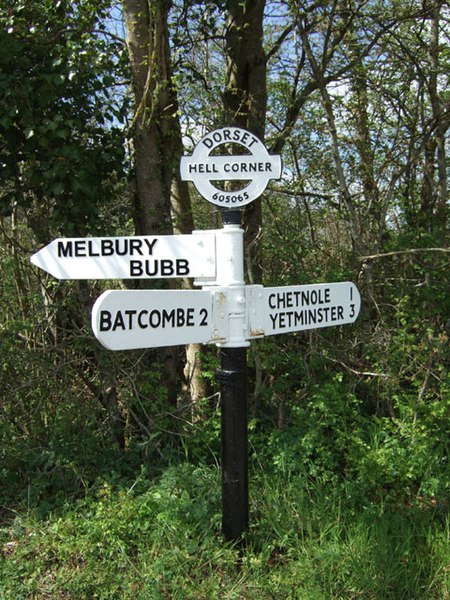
left=1, top=462, right=448, bottom=599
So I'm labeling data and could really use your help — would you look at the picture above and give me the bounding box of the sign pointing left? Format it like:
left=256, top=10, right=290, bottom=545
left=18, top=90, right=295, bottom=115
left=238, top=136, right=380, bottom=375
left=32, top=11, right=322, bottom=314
left=30, top=233, right=216, bottom=280
left=92, top=289, right=226, bottom=350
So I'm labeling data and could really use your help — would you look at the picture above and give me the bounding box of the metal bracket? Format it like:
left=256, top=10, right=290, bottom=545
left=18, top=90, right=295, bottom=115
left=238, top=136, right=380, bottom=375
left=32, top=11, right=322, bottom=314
left=245, top=285, right=265, bottom=339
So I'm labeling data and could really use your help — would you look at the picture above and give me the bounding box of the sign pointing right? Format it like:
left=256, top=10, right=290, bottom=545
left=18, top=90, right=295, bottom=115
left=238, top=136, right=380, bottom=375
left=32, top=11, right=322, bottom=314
left=254, top=282, right=360, bottom=336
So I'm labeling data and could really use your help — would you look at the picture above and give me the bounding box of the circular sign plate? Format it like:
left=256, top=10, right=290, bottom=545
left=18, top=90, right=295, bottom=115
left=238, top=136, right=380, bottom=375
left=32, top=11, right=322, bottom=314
left=180, top=127, right=282, bottom=207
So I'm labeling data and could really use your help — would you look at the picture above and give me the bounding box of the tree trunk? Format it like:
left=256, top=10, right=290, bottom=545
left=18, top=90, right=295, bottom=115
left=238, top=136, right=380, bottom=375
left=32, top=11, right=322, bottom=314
left=123, top=0, right=211, bottom=409
left=427, top=5, right=448, bottom=235
left=223, top=0, right=267, bottom=283
left=123, top=0, right=179, bottom=406
left=299, top=23, right=364, bottom=258
left=122, top=0, right=174, bottom=236
left=347, top=34, right=384, bottom=251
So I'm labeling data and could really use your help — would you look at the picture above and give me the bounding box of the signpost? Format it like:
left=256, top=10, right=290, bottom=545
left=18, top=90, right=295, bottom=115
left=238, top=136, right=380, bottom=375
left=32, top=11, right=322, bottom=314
left=92, top=289, right=218, bottom=350
left=30, top=232, right=216, bottom=280
left=260, top=282, right=360, bottom=336
left=30, top=126, right=361, bottom=547
left=180, top=127, right=282, bottom=207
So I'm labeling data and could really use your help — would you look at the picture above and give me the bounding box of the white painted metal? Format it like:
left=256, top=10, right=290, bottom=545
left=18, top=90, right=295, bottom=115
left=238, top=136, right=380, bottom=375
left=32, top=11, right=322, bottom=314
left=29, top=121, right=363, bottom=354
left=180, top=127, right=281, bottom=208
left=203, top=225, right=250, bottom=348
left=91, top=279, right=361, bottom=350
left=91, top=289, right=227, bottom=351
left=253, top=282, right=361, bottom=336
left=30, top=233, right=216, bottom=280
left=245, top=285, right=265, bottom=339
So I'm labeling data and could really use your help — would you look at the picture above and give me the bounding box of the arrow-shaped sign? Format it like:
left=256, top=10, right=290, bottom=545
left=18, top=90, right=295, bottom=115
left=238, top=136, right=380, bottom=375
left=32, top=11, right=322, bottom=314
left=92, top=289, right=228, bottom=350
left=30, top=233, right=216, bottom=280
left=91, top=282, right=361, bottom=351
left=247, top=281, right=361, bottom=336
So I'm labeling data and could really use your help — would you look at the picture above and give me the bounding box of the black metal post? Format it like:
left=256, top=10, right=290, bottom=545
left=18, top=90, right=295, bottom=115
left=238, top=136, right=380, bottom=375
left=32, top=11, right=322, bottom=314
left=218, top=347, right=248, bottom=545
left=217, top=206, right=248, bottom=545
left=220, top=207, right=242, bottom=225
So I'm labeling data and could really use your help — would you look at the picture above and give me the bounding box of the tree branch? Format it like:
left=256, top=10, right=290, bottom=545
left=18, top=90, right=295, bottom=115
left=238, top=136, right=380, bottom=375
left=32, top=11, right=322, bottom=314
left=360, top=248, right=450, bottom=261
left=265, top=23, right=295, bottom=63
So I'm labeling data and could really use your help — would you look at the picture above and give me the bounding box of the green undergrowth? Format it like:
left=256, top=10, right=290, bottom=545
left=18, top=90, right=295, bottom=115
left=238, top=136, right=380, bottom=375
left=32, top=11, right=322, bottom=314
left=1, top=374, right=448, bottom=598
left=1, top=461, right=448, bottom=599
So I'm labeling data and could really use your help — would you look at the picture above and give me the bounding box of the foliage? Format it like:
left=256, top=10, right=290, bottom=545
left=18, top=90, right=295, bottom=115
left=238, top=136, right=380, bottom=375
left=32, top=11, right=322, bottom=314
left=0, top=461, right=448, bottom=599
left=0, top=0, right=449, bottom=596
left=0, top=0, right=128, bottom=235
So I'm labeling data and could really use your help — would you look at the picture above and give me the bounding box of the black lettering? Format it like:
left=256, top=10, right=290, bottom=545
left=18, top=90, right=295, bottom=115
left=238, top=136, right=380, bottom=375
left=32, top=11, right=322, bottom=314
left=57, top=240, right=73, bottom=258
left=87, top=240, right=100, bottom=256
left=149, top=310, right=161, bottom=327
left=176, top=259, right=190, bottom=276
left=338, top=305, right=344, bottom=320
left=176, top=308, right=185, bottom=327
left=161, top=260, right=174, bottom=276
left=199, top=308, right=208, bottom=326
left=115, top=239, right=128, bottom=256
left=129, top=239, right=144, bottom=256
left=162, top=309, right=175, bottom=327
left=138, top=310, right=148, bottom=329
left=278, top=293, right=285, bottom=308
left=186, top=308, right=195, bottom=326
left=145, top=260, right=158, bottom=276
left=112, top=311, right=125, bottom=331
left=101, top=239, right=114, bottom=256
left=268, top=294, right=276, bottom=309
left=295, top=310, right=305, bottom=326
left=125, top=310, right=137, bottom=328
left=74, top=241, right=86, bottom=257
left=99, top=310, right=112, bottom=331
left=130, top=260, right=143, bottom=277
